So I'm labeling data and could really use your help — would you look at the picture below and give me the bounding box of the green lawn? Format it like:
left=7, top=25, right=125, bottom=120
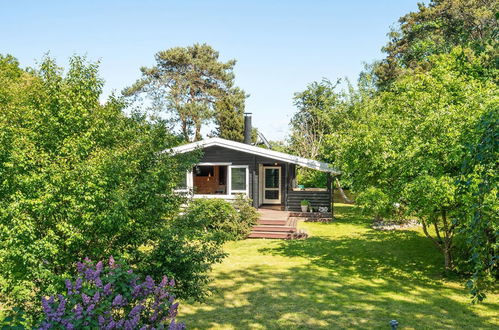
left=179, top=204, right=499, bottom=329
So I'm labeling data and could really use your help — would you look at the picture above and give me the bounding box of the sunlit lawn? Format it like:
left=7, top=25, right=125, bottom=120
left=179, top=204, right=499, bottom=329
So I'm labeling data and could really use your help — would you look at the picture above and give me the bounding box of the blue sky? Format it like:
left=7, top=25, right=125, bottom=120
left=1, top=0, right=420, bottom=140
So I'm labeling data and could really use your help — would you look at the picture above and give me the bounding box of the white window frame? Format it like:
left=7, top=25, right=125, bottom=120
left=177, top=162, right=249, bottom=199
left=228, top=165, right=249, bottom=196
left=263, top=166, right=281, bottom=204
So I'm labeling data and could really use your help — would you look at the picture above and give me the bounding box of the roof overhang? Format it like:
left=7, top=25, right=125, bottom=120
left=163, top=137, right=340, bottom=174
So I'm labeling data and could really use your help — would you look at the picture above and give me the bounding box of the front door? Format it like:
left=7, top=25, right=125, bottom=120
left=263, top=166, right=281, bottom=204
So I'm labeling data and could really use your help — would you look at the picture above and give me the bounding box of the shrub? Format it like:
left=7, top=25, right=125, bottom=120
left=232, top=195, right=259, bottom=239
left=139, top=225, right=227, bottom=301
left=355, top=187, right=394, bottom=221
left=0, top=56, right=196, bottom=315
left=38, top=257, right=185, bottom=329
left=179, top=197, right=256, bottom=241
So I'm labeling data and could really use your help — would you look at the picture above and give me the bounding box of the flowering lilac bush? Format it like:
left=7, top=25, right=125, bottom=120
left=38, top=257, right=185, bottom=329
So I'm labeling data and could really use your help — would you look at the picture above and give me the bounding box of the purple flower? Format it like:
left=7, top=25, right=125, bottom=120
left=73, top=303, right=83, bottom=319
left=103, top=283, right=112, bottom=295
left=86, top=303, right=95, bottom=315
left=95, top=276, right=103, bottom=288
left=92, top=291, right=100, bottom=303
left=96, top=261, right=103, bottom=271
left=109, top=256, right=115, bottom=268
left=74, top=278, right=83, bottom=293
left=129, top=304, right=144, bottom=318
left=112, top=294, right=124, bottom=307
left=116, top=319, right=125, bottom=328
left=106, top=320, right=116, bottom=330
left=169, top=302, right=179, bottom=318
left=65, top=279, right=73, bottom=295
left=76, top=262, right=85, bottom=273
left=160, top=276, right=168, bottom=288
left=41, top=296, right=52, bottom=316
left=81, top=293, right=91, bottom=305
left=169, top=319, right=186, bottom=330
left=144, top=276, right=155, bottom=292
left=169, top=278, right=175, bottom=287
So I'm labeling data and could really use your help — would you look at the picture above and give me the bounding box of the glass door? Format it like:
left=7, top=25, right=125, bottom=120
left=263, top=166, right=281, bottom=204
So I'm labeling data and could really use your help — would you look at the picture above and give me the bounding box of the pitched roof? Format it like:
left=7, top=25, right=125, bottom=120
left=165, top=137, right=340, bottom=174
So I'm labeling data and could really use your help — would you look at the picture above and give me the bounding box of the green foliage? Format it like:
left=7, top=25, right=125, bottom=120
left=139, top=222, right=226, bottom=302
left=232, top=195, right=259, bottom=238
left=374, top=0, right=498, bottom=88
left=0, top=307, right=28, bottom=329
left=355, top=187, right=393, bottom=222
left=178, top=197, right=257, bottom=242
left=338, top=49, right=497, bottom=274
left=0, top=55, right=196, bottom=316
left=140, top=197, right=257, bottom=300
left=212, top=87, right=247, bottom=142
left=300, top=200, right=311, bottom=206
left=124, top=43, right=247, bottom=142
left=296, top=168, right=327, bottom=188
left=458, top=106, right=498, bottom=302
left=288, top=79, right=345, bottom=160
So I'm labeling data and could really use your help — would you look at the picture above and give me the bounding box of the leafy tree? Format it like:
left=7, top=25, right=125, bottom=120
left=212, top=87, right=247, bottom=142
left=288, top=79, right=341, bottom=160
left=374, top=0, right=498, bottom=87
left=124, top=43, right=247, bottom=142
left=337, top=48, right=497, bottom=272
left=0, top=55, right=198, bottom=315
left=458, top=107, right=498, bottom=302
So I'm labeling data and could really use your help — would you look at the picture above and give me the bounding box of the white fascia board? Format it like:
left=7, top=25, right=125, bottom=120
left=165, top=137, right=340, bottom=174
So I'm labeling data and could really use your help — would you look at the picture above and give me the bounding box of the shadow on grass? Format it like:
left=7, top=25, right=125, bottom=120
left=260, top=230, right=443, bottom=283
left=180, top=205, right=498, bottom=329
left=180, top=264, right=498, bottom=329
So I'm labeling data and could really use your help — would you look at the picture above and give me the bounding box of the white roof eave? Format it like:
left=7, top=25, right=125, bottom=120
left=164, top=137, right=340, bottom=175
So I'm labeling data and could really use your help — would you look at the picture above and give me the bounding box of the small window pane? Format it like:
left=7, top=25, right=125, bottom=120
left=265, top=190, right=279, bottom=200
left=177, top=172, right=187, bottom=189
left=265, top=169, right=279, bottom=188
left=231, top=167, right=247, bottom=191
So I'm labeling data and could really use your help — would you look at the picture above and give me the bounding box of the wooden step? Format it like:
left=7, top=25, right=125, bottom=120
left=247, top=231, right=294, bottom=239
left=252, top=225, right=297, bottom=232
left=257, top=219, right=287, bottom=225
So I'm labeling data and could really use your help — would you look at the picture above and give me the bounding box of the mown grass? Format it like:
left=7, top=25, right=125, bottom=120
left=179, top=204, right=498, bottom=329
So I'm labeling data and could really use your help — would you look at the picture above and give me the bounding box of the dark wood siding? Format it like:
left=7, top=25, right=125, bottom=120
left=286, top=190, right=331, bottom=212
left=198, top=145, right=331, bottom=211
left=199, top=146, right=258, bottom=206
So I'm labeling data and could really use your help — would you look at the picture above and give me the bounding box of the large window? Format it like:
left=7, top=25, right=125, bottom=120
left=230, top=166, right=248, bottom=193
left=182, top=164, right=249, bottom=197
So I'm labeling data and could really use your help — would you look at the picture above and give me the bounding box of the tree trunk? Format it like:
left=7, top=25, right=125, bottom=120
left=335, top=178, right=353, bottom=203
left=181, top=119, right=190, bottom=142
left=194, top=122, right=202, bottom=141
left=443, top=247, right=453, bottom=272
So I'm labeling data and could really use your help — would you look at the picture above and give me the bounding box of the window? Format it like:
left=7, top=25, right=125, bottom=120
left=195, top=166, right=214, bottom=177
left=229, top=165, right=248, bottom=195
left=219, top=166, right=226, bottom=185
left=177, top=172, right=187, bottom=189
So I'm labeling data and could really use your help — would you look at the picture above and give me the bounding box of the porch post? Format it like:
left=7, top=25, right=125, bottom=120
left=328, top=173, right=334, bottom=219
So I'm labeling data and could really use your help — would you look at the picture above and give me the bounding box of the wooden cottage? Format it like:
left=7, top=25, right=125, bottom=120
left=168, top=115, right=339, bottom=214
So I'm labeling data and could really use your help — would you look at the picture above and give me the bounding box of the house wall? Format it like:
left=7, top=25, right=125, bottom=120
left=197, top=146, right=332, bottom=211
left=199, top=146, right=288, bottom=208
